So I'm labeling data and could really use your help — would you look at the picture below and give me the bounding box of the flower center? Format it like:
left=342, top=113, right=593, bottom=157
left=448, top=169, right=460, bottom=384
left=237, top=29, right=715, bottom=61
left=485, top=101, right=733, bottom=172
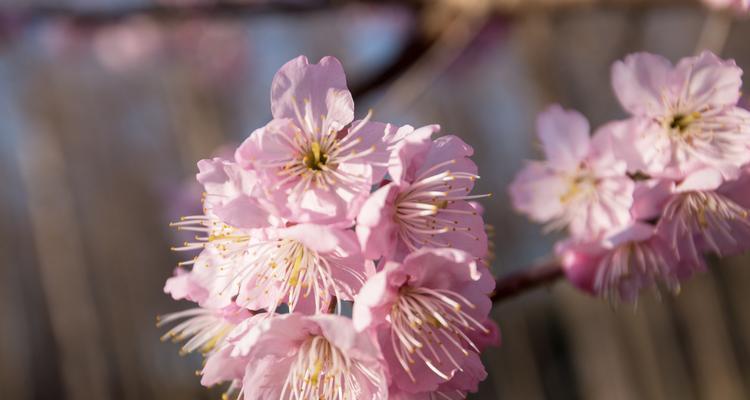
left=389, top=286, right=487, bottom=382
left=393, top=160, right=488, bottom=252
left=282, top=335, right=373, bottom=400
left=303, top=141, right=329, bottom=171
left=560, top=171, right=598, bottom=204
left=246, top=239, right=351, bottom=312
left=666, top=111, right=701, bottom=133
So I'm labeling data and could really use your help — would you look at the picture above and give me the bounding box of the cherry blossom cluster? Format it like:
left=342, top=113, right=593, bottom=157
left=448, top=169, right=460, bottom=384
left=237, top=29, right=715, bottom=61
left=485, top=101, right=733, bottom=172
left=159, top=56, right=498, bottom=400
left=511, top=51, right=750, bottom=303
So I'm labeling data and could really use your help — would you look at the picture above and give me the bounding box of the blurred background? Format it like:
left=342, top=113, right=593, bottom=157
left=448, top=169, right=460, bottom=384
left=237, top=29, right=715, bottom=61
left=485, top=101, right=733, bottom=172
left=2, top=0, right=750, bottom=399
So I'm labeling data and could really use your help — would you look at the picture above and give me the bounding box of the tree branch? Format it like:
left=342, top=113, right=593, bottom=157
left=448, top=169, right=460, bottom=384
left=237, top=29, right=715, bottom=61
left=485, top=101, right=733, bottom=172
left=492, top=260, right=564, bottom=303
left=350, top=24, right=434, bottom=100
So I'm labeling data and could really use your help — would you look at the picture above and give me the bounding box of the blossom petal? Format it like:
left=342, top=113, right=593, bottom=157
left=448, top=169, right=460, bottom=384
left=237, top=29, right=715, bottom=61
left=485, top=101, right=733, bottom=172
left=536, top=105, right=590, bottom=170
left=356, top=183, right=401, bottom=259
left=509, top=161, right=567, bottom=222
left=611, top=52, right=673, bottom=117
left=673, top=51, right=742, bottom=110
left=270, top=56, right=354, bottom=131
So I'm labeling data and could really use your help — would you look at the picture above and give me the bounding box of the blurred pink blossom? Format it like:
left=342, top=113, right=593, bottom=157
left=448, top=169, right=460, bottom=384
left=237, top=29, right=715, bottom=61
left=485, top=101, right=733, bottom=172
left=611, top=51, right=750, bottom=178
left=93, top=17, right=162, bottom=72
left=509, top=105, right=634, bottom=239
left=513, top=50, right=750, bottom=303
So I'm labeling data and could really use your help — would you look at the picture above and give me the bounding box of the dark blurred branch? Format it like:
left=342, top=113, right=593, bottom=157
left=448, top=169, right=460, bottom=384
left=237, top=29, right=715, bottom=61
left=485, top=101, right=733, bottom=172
left=350, top=19, right=433, bottom=100
left=492, top=260, right=564, bottom=302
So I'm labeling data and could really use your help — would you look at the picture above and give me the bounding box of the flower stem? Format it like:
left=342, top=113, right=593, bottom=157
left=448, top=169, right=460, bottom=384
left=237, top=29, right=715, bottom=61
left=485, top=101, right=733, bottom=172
left=491, top=260, right=564, bottom=303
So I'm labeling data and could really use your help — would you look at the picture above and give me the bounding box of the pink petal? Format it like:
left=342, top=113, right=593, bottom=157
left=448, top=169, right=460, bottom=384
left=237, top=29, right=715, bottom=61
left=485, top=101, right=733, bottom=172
left=234, top=119, right=296, bottom=170
left=388, top=125, right=437, bottom=185
left=673, top=51, right=742, bottom=110
left=631, top=180, right=673, bottom=221
left=675, top=167, right=724, bottom=192
left=611, top=52, right=673, bottom=117
left=346, top=120, right=392, bottom=184
left=280, top=223, right=359, bottom=255
left=509, top=161, right=567, bottom=222
left=352, top=267, right=402, bottom=331
left=270, top=56, right=354, bottom=131
left=200, top=345, right=247, bottom=387
left=536, top=104, right=590, bottom=170
left=591, top=118, right=671, bottom=176
left=163, top=267, right=208, bottom=303
left=356, top=183, right=401, bottom=259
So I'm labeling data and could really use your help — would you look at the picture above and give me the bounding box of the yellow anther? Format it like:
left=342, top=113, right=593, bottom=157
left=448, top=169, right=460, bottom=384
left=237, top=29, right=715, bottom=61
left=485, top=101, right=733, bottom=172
left=288, top=252, right=304, bottom=286
left=310, top=358, right=324, bottom=385
left=311, top=141, right=322, bottom=164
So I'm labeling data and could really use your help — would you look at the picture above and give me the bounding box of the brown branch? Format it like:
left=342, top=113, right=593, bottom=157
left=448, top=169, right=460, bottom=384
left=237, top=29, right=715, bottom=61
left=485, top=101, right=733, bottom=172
left=491, top=260, right=564, bottom=302
left=351, top=1, right=450, bottom=101
left=350, top=24, right=434, bottom=100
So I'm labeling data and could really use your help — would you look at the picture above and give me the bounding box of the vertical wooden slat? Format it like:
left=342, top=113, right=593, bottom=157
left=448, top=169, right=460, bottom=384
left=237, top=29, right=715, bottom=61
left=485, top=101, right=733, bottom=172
left=555, top=287, right=642, bottom=400
left=488, top=304, right=548, bottom=400
left=37, top=64, right=216, bottom=400
left=721, top=256, right=750, bottom=384
left=637, top=297, right=696, bottom=400
left=0, top=59, right=32, bottom=400
left=15, top=86, right=113, bottom=400
left=672, top=274, right=746, bottom=400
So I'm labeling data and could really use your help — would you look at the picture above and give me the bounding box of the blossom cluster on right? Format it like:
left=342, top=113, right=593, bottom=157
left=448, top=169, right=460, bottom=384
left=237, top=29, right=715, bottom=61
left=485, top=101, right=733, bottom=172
left=510, top=51, right=750, bottom=302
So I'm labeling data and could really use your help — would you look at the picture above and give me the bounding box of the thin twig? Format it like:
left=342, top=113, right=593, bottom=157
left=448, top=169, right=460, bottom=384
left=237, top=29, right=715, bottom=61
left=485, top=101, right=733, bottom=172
left=491, top=260, right=564, bottom=302
left=350, top=23, right=434, bottom=100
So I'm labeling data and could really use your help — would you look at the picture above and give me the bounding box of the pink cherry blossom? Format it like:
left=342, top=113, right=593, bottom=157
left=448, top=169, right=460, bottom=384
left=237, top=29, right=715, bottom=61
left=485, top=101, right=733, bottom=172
left=387, top=319, right=498, bottom=400
left=199, top=313, right=269, bottom=392
left=659, top=167, right=750, bottom=261
left=195, top=157, right=280, bottom=229
left=164, top=266, right=208, bottom=303
left=188, top=222, right=369, bottom=314
left=353, top=248, right=494, bottom=394
left=357, top=125, right=488, bottom=260
left=160, top=54, right=500, bottom=400
left=235, top=56, right=389, bottom=224
left=558, top=223, right=703, bottom=303
left=206, top=313, right=388, bottom=400
left=509, top=105, right=634, bottom=239
left=611, top=51, right=750, bottom=177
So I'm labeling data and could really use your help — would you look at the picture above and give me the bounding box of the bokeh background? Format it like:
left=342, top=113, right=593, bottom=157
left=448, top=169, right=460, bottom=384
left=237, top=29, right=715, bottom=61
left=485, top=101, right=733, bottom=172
left=2, top=0, right=750, bottom=399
